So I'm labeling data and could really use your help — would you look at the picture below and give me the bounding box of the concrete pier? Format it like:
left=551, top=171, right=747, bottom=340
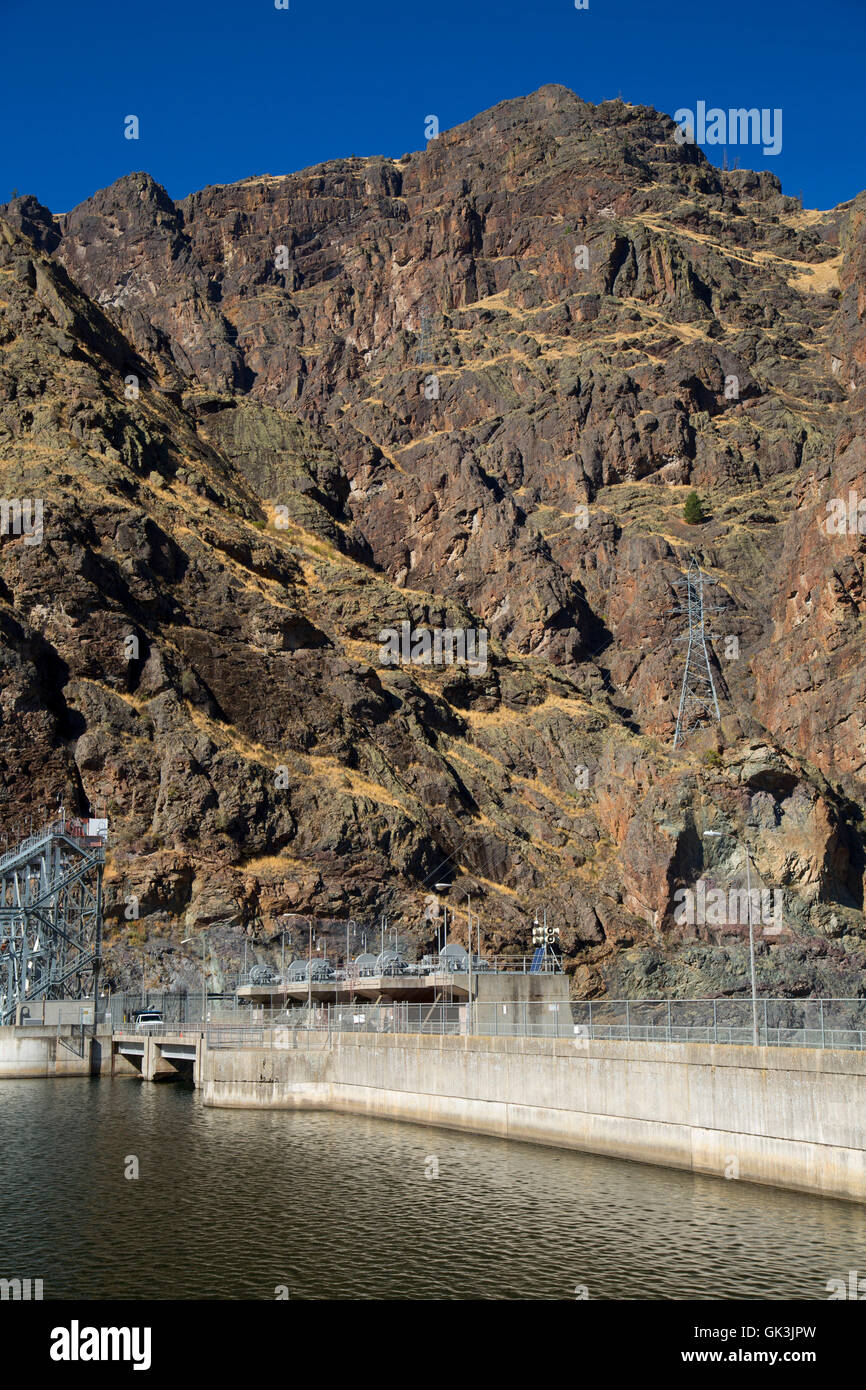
left=201, top=1032, right=866, bottom=1204
left=111, top=1031, right=200, bottom=1081
left=0, top=1025, right=200, bottom=1080
left=0, top=1025, right=109, bottom=1078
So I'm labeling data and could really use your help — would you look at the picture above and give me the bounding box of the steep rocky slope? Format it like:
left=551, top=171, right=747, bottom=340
left=2, top=84, right=866, bottom=997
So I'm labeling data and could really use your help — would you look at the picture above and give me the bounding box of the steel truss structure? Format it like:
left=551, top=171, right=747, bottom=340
left=672, top=557, right=723, bottom=748
left=0, top=814, right=106, bottom=1024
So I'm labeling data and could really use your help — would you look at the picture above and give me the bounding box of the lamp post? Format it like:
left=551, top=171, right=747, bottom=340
left=345, top=918, right=356, bottom=1000
left=181, top=930, right=209, bottom=1028
left=307, top=918, right=313, bottom=1015
left=434, top=883, right=450, bottom=1006
left=703, top=829, right=758, bottom=1046
left=465, top=893, right=473, bottom=1037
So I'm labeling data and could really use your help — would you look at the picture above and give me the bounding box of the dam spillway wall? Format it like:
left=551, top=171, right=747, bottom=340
left=0, top=1025, right=109, bottom=1077
left=201, top=1031, right=866, bottom=1203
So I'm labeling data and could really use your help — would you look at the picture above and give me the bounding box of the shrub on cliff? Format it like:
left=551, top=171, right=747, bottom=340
left=684, top=490, right=706, bottom=524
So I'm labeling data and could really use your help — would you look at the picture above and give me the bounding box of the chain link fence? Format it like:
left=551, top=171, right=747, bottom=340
left=570, top=997, right=866, bottom=1049
left=104, top=993, right=866, bottom=1051
left=192, top=998, right=866, bottom=1051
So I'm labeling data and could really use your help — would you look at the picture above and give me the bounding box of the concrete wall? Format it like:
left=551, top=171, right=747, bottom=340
left=474, top=972, right=570, bottom=1003
left=201, top=1032, right=866, bottom=1203
left=0, top=1026, right=112, bottom=1078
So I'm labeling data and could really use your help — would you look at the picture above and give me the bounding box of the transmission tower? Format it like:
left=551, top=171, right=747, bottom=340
left=672, top=557, right=722, bottom=748
left=0, top=810, right=107, bottom=1023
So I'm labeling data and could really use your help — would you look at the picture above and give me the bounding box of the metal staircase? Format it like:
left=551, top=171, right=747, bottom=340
left=0, top=813, right=107, bottom=1024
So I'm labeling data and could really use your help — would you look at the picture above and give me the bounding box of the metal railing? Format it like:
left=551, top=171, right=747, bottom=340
left=56, top=1023, right=92, bottom=1057
left=0, top=817, right=107, bottom=876
left=207, top=1025, right=276, bottom=1049
left=113, top=1021, right=206, bottom=1038
left=203, top=1007, right=465, bottom=1049
left=108, top=991, right=238, bottom=1029
left=571, top=998, right=866, bottom=1049
left=196, top=998, right=866, bottom=1052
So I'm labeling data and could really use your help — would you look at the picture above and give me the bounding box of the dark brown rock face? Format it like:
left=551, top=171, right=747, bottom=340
left=1, top=84, right=866, bottom=998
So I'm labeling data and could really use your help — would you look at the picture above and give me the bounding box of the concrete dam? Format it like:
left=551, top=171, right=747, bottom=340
left=4, top=1000, right=866, bottom=1205
left=200, top=1030, right=866, bottom=1205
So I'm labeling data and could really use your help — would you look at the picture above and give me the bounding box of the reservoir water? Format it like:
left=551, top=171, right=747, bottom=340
left=1, top=1077, right=864, bottom=1300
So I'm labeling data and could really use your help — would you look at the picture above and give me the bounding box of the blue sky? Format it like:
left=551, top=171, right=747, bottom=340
left=1, top=0, right=863, bottom=213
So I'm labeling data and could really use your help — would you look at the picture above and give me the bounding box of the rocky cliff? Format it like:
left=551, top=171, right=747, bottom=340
left=2, top=84, right=866, bottom=998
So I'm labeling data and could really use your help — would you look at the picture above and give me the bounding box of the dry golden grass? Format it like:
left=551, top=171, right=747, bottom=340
left=637, top=217, right=841, bottom=298
left=788, top=254, right=843, bottom=294
left=463, top=873, right=521, bottom=900
left=302, top=752, right=408, bottom=811
left=75, top=677, right=150, bottom=715
left=460, top=692, right=591, bottom=731
left=234, top=852, right=298, bottom=875
left=783, top=209, right=832, bottom=228
left=185, top=705, right=281, bottom=766
left=394, top=426, right=455, bottom=454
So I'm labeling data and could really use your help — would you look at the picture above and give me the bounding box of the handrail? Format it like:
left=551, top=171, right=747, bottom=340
left=188, top=997, right=866, bottom=1053
left=0, top=820, right=106, bottom=876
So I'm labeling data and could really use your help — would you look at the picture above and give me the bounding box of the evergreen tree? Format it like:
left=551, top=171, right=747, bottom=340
left=684, top=491, right=705, bottom=524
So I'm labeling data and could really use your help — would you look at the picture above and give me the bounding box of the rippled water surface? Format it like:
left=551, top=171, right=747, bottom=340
left=1, top=1078, right=864, bottom=1299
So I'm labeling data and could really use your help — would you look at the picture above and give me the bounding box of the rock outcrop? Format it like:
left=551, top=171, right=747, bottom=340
left=1, top=85, right=865, bottom=998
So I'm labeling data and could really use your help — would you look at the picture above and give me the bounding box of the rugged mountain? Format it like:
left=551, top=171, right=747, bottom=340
left=2, top=84, right=866, bottom=997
